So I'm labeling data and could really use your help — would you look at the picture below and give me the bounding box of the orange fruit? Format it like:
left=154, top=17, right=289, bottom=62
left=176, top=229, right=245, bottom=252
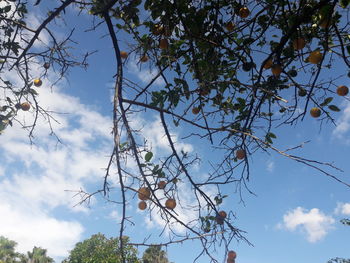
left=33, top=79, right=42, bottom=87
left=158, top=181, right=167, bottom=189
left=138, top=187, right=151, bottom=200
left=140, top=55, right=149, bottom=63
left=263, top=59, right=273, bottom=69
left=228, top=250, right=237, bottom=260
left=310, top=107, right=321, bottom=118
left=218, top=211, right=227, bottom=219
left=120, top=51, right=128, bottom=59
left=192, top=107, right=200, bottom=115
left=165, top=198, right=176, bottom=209
left=43, top=62, right=50, bottom=69
left=308, top=50, right=322, bottom=64
left=239, top=7, right=250, bottom=18
left=138, top=201, right=147, bottom=210
left=225, top=22, right=235, bottom=32
left=271, top=64, right=282, bottom=76
left=20, top=102, right=31, bottom=111
left=236, top=149, right=246, bottom=160
left=159, top=39, right=169, bottom=49
left=336, top=85, right=349, bottom=96
left=293, top=38, right=306, bottom=50
left=226, top=258, right=235, bottom=263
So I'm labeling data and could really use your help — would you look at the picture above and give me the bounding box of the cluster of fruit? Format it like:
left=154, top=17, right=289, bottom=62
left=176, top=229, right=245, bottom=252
left=16, top=74, right=45, bottom=111
left=137, top=181, right=176, bottom=211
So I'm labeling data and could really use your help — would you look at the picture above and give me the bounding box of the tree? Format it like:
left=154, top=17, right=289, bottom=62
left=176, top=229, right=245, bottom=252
left=327, top=219, right=350, bottom=263
left=1, top=0, right=350, bottom=262
left=26, top=247, right=54, bottom=263
left=142, top=246, right=170, bottom=263
left=0, top=236, right=26, bottom=263
left=62, top=233, right=139, bottom=263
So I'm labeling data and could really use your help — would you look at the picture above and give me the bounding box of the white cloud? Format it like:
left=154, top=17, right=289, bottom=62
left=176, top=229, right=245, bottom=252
left=0, top=67, right=113, bottom=260
left=279, top=207, right=335, bottom=242
left=127, top=59, right=165, bottom=87
left=333, top=101, right=350, bottom=141
left=0, top=202, right=83, bottom=259
left=335, top=202, right=350, bottom=215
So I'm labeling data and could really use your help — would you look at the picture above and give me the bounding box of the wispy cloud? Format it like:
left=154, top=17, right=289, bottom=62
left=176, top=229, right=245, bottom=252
left=333, top=101, right=350, bottom=142
left=278, top=207, right=335, bottom=242
left=266, top=159, right=275, bottom=172
left=334, top=202, right=350, bottom=216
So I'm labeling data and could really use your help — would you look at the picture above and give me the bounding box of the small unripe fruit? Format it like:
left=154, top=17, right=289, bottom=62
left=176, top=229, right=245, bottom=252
left=293, top=38, right=306, bottom=50
left=225, top=22, right=235, bottom=32
left=192, top=107, right=200, bottom=115
left=271, top=64, right=282, bottom=76
left=308, top=50, right=322, bottom=64
left=263, top=59, right=273, bottom=69
left=218, top=211, right=227, bottom=219
left=227, top=250, right=237, bottom=260
left=43, top=62, right=50, bottom=69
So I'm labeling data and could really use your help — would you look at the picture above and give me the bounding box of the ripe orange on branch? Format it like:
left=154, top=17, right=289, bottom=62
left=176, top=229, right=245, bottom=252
left=218, top=211, right=227, bottom=219
left=263, top=59, right=273, bottom=69
left=236, top=149, right=246, bottom=160
left=238, top=7, right=250, bottom=18
left=33, top=79, right=42, bottom=87
left=308, top=50, right=322, bottom=64
left=271, top=64, right=282, bottom=76
left=225, top=22, right=235, bottom=32
left=336, top=85, right=349, bottom=96
left=310, top=107, right=321, bottom=118
left=120, top=51, right=128, bottom=59
left=20, top=102, right=31, bottom=111
left=138, top=187, right=151, bottom=200
left=227, top=250, right=237, bottom=260
left=165, top=198, right=176, bottom=209
left=158, top=181, right=167, bottom=189
left=138, top=201, right=147, bottom=210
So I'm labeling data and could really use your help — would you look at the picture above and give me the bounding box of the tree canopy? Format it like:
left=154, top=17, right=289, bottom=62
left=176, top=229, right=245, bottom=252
left=62, top=233, right=139, bottom=263
left=1, top=0, right=350, bottom=262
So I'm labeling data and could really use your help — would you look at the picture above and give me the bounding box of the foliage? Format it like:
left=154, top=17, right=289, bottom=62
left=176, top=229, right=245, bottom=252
left=0, top=236, right=25, bottom=263
left=26, top=247, right=54, bottom=263
left=142, top=246, right=170, bottom=263
left=1, top=0, right=350, bottom=262
left=62, top=233, right=139, bottom=263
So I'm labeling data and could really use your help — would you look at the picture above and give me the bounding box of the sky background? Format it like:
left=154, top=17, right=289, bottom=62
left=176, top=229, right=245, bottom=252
left=0, top=1, right=349, bottom=263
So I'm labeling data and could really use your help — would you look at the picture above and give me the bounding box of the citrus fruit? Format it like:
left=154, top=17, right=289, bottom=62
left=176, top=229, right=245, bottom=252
left=310, top=107, right=321, bottom=118
left=120, top=51, right=128, bottom=59
left=138, top=201, right=147, bottom=210
left=236, top=149, right=246, bottom=160
left=336, top=85, right=349, bottom=96
left=158, top=181, right=167, bottom=189
left=239, top=7, right=250, bottom=18
left=192, top=107, right=200, bottom=115
left=263, top=59, right=273, bottom=69
left=218, top=211, right=227, bottom=219
left=225, top=22, right=235, bottom=32
left=33, top=79, right=42, bottom=87
left=20, top=102, right=31, bottom=111
left=308, top=50, right=322, bottom=64
left=271, top=64, right=282, bottom=76
left=227, top=250, right=237, bottom=260
left=138, top=187, right=151, bottom=200
left=43, top=62, right=50, bottom=69
left=165, top=198, right=176, bottom=209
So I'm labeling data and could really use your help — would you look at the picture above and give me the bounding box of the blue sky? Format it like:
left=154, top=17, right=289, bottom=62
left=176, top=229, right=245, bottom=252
left=0, top=1, right=349, bottom=262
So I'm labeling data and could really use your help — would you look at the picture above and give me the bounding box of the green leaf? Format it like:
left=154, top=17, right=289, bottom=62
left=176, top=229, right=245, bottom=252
left=328, top=105, right=341, bottom=112
left=320, top=97, right=333, bottom=107
left=145, top=152, right=153, bottom=162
